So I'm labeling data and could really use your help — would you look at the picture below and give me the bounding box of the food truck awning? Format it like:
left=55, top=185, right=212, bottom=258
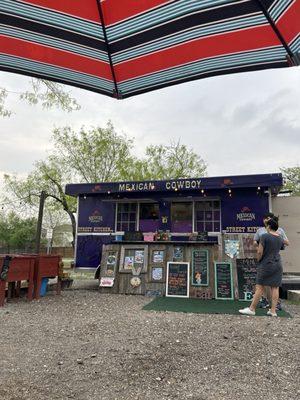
left=1, top=1, right=300, bottom=99
left=65, top=173, right=283, bottom=196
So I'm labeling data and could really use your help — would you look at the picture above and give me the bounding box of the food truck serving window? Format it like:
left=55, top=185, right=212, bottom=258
left=139, top=203, right=159, bottom=232
left=171, top=202, right=193, bottom=233
left=195, top=201, right=220, bottom=232
left=116, top=203, right=137, bottom=232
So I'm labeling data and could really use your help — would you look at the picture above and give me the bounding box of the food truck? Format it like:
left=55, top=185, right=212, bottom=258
left=65, top=173, right=283, bottom=299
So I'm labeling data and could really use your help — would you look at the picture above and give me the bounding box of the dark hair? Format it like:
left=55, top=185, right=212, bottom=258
left=266, top=218, right=279, bottom=231
left=263, top=212, right=274, bottom=219
left=263, top=212, right=279, bottom=223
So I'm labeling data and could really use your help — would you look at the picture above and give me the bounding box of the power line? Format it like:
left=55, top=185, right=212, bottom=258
left=0, top=195, right=38, bottom=208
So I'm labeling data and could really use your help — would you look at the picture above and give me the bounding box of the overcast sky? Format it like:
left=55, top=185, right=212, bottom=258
left=1, top=65, right=300, bottom=183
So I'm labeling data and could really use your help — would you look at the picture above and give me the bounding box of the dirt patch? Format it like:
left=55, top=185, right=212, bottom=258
left=0, top=282, right=299, bottom=400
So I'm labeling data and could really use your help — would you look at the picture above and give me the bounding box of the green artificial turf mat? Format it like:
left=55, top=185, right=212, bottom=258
left=143, top=297, right=292, bottom=318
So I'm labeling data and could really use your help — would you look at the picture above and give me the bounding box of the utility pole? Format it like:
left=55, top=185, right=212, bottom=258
left=35, top=191, right=47, bottom=254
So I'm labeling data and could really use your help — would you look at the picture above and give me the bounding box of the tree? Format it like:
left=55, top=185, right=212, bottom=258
left=3, top=123, right=208, bottom=245
left=52, top=122, right=134, bottom=182
left=125, top=141, right=207, bottom=180
left=281, top=167, right=300, bottom=195
left=4, top=157, right=77, bottom=246
left=3, top=123, right=135, bottom=245
left=0, top=212, right=38, bottom=252
left=0, top=78, right=80, bottom=117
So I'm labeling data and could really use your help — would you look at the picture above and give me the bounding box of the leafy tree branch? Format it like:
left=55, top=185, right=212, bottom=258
left=0, top=78, right=80, bottom=117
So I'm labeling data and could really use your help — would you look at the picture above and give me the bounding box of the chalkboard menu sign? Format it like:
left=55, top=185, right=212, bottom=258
left=192, top=250, right=209, bottom=286
left=214, top=262, right=233, bottom=300
left=237, top=258, right=257, bottom=301
left=166, top=262, right=189, bottom=298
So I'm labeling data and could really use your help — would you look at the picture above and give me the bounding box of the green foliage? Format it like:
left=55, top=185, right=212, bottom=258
left=20, top=79, right=80, bottom=112
left=124, top=141, right=207, bottom=180
left=281, top=166, right=300, bottom=195
left=52, top=122, right=134, bottom=182
left=1, top=78, right=80, bottom=117
left=0, top=212, right=37, bottom=251
left=4, top=157, right=77, bottom=245
left=0, top=88, right=12, bottom=117
left=3, top=122, right=208, bottom=245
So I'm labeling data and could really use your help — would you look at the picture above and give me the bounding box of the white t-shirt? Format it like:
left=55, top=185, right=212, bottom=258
left=254, top=227, right=288, bottom=243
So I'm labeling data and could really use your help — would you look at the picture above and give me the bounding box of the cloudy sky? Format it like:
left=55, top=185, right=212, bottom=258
left=1, top=65, right=300, bottom=182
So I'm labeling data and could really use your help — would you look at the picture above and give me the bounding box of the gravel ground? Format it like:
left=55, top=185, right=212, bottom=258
left=0, top=280, right=299, bottom=400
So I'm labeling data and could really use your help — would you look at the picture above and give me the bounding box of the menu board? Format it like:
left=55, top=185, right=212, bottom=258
left=214, top=262, right=233, bottom=300
left=237, top=258, right=257, bottom=301
left=192, top=250, right=209, bottom=286
left=166, top=262, right=189, bottom=298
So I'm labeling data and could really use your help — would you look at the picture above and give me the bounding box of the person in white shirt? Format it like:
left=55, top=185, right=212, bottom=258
left=254, top=212, right=289, bottom=247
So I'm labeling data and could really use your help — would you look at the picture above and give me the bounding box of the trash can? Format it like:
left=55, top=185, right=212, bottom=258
left=40, top=277, right=49, bottom=297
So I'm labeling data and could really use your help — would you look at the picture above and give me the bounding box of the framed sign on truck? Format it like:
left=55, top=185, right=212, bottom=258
left=166, top=262, right=189, bottom=298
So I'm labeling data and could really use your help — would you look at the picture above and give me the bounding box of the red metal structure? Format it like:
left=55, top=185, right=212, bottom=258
left=0, top=255, right=35, bottom=307
left=1, top=0, right=299, bottom=98
left=33, top=254, right=62, bottom=300
left=0, top=254, right=62, bottom=306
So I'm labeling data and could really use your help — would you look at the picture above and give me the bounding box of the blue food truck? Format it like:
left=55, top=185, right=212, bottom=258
left=65, top=173, right=283, bottom=298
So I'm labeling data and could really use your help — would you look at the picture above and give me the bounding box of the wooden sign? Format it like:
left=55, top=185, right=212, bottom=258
left=151, top=266, right=164, bottom=281
left=145, top=290, right=162, bottom=297
left=214, top=262, right=234, bottom=300
left=173, top=246, right=183, bottom=261
left=196, top=232, right=208, bottom=241
left=152, top=250, right=164, bottom=263
left=192, top=249, right=209, bottom=286
left=237, top=258, right=257, bottom=301
left=166, top=262, right=189, bottom=298
left=106, top=252, right=117, bottom=276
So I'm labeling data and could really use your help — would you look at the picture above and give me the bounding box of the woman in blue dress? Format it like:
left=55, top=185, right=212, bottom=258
left=239, top=218, right=284, bottom=317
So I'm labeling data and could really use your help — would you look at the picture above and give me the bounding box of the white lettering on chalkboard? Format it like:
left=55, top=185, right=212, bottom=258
left=244, top=292, right=253, bottom=300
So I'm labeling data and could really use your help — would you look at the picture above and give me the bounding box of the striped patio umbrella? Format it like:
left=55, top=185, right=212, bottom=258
left=1, top=0, right=300, bottom=99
